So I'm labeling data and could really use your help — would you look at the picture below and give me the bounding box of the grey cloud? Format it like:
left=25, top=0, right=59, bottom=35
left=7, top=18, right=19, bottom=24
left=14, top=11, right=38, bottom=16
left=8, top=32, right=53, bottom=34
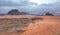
left=0, top=0, right=29, bottom=6
left=0, top=0, right=60, bottom=15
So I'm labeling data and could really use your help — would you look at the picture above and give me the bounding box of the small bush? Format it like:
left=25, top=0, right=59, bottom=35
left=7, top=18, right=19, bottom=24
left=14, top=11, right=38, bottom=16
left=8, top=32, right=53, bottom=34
left=16, top=30, right=25, bottom=33
left=31, top=17, right=43, bottom=21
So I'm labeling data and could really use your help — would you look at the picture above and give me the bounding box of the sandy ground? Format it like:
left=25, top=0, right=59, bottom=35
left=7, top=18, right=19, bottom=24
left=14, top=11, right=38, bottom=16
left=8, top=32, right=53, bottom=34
left=21, top=16, right=60, bottom=35
left=0, top=15, right=36, bottom=19
left=0, top=15, right=60, bottom=35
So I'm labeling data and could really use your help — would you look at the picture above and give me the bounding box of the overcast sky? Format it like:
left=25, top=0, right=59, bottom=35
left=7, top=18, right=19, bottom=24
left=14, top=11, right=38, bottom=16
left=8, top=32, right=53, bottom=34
left=0, top=0, right=60, bottom=14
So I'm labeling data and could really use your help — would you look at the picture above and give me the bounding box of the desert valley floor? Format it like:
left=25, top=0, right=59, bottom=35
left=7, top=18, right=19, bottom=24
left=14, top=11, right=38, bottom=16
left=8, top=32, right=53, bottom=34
left=0, top=15, right=60, bottom=35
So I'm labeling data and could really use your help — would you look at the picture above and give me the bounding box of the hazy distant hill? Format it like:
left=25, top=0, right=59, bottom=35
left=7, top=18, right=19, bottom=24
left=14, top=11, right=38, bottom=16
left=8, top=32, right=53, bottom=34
left=0, top=13, right=6, bottom=16
left=7, top=9, right=30, bottom=15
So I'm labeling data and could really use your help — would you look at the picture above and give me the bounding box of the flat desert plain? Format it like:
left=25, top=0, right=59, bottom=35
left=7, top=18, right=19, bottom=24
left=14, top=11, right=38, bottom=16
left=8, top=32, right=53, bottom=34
left=0, top=15, right=60, bottom=35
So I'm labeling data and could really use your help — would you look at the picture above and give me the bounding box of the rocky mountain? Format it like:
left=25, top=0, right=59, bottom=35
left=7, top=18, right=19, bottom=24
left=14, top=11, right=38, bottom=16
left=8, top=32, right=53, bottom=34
left=7, top=9, right=30, bottom=15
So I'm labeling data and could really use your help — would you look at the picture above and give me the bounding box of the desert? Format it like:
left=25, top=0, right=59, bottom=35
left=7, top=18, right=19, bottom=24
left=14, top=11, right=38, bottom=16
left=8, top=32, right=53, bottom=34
left=0, top=15, right=60, bottom=35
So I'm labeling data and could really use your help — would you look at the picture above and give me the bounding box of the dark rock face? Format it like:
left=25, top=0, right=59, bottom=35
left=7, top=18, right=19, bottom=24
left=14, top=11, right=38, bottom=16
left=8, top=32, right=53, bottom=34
left=7, top=9, right=20, bottom=15
left=45, top=12, right=54, bottom=16
left=7, top=9, right=29, bottom=15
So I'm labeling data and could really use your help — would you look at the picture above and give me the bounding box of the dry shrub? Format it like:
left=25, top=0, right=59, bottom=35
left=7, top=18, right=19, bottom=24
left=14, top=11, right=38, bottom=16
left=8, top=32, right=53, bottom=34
left=0, top=18, right=30, bottom=33
left=31, top=17, right=43, bottom=21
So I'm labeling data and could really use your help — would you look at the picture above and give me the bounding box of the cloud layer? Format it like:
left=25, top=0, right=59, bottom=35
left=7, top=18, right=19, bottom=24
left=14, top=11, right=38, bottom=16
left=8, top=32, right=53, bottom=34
left=0, top=0, right=60, bottom=15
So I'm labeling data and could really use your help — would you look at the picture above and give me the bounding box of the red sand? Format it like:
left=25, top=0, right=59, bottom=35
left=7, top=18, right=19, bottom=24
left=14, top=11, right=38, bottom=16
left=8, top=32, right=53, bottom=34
left=21, top=16, right=60, bottom=35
